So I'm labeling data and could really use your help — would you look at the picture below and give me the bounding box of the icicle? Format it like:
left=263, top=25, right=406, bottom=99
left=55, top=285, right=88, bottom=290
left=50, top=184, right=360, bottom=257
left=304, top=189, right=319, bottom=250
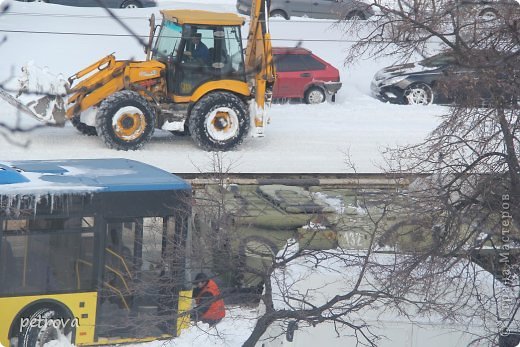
left=1, top=195, right=8, bottom=216
left=33, top=194, right=40, bottom=217
left=16, top=195, right=21, bottom=218
left=6, top=195, right=11, bottom=216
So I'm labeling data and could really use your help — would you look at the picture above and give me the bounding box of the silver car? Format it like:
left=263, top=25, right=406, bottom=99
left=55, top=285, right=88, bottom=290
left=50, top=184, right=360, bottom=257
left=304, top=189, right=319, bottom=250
left=236, top=0, right=375, bottom=20
left=15, top=0, right=156, bottom=8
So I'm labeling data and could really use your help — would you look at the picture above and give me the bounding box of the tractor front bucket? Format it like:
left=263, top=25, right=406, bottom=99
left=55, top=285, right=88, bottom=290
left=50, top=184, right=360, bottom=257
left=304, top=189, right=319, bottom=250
left=0, top=62, right=69, bottom=125
left=0, top=88, right=66, bottom=126
left=26, top=94, right=66, bottom=125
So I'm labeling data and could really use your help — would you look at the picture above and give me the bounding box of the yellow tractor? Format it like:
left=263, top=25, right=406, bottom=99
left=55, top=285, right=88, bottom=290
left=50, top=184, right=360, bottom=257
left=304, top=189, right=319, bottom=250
left=6, top=2, right=275, bottom=151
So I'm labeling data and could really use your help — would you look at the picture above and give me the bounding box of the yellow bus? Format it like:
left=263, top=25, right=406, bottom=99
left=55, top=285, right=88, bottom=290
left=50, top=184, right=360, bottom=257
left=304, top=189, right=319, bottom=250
left=0, top=159, right=192, bottom=346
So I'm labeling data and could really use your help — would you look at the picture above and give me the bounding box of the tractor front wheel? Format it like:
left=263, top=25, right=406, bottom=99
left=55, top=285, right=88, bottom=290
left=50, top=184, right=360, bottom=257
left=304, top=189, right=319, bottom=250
left=189, top=92, right=249, bottom=151
left=72, top=115, right=97, bottom=136
left=96, top=91, right=156, bottom=151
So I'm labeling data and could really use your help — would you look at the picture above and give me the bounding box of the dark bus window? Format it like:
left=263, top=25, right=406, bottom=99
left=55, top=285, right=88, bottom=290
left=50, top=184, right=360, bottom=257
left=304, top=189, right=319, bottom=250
left=0, top=217, right=96, bottom=296
left=98, top=218, right=162, bottom=337
left=100, top=220, right=140, bottom=317
left=142, top=217, right=166, bottom=273
left=103, top=221, right=137, bottom=298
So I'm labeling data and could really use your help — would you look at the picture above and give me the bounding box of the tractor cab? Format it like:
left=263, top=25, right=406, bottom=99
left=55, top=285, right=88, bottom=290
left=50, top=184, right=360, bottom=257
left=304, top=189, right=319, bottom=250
left=152, top=10, right=247, bottom=96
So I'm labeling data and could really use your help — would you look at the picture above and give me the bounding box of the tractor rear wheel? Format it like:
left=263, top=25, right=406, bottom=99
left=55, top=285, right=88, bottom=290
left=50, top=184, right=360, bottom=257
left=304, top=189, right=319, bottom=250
left=96, top=90, right=156, bottom=151
left=189, top=92, right=249, bottom=151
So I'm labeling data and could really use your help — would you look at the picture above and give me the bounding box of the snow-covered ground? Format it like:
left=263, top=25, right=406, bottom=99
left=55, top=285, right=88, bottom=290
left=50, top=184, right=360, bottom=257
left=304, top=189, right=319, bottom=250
left=127, top=306, right=259, bottom=347
left=0, top=0, right=445, bottom=173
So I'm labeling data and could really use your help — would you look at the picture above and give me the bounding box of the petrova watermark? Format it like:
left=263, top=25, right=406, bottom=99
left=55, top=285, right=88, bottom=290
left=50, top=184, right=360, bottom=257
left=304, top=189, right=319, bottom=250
left=19, top=315, right=80, bottom=332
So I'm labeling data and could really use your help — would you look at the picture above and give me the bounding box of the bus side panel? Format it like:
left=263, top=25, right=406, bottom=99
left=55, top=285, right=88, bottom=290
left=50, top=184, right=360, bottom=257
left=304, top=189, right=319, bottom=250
left=177, top=290, right=193, bottom=336
left=0, top=292, right=98, bottom=346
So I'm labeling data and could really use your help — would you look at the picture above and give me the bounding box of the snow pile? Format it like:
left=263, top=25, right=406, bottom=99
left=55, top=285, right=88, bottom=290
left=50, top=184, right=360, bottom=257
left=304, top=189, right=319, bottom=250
left=260, top=243, right=520, bottom=346
left=0, top=88, right=44, bottom=129
left=269, top=244, right=520, bottom=324
left=17, top=62, right=68, bottom=125
left=128, top=306, right=258, bottom=347
left=312, top=191, right=367, bottom=215
left=17, top=62, right=68, bottom=100
left=276, top=237, right=300, bottom=260
left=271, top=247, right=364, bottom=310
left=43, top=335, right=74, bottom=347
left=312, top=191, right=345, bottom=213
left=0, top=62, right=68, bottom=127
left=301, top=221, right=327, bottom=230
left=350, top=204, right=368, bottom=215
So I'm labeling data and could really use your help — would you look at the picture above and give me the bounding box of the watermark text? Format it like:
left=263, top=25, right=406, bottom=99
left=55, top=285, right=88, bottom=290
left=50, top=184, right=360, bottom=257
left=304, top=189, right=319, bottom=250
left=19, top=315, right=80, bottom=332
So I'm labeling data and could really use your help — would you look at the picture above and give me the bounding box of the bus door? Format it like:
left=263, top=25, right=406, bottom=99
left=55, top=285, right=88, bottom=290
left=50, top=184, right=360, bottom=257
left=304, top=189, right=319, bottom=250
left=96, top=219, right=140, bottom=338
left=96, top=217, right=178, bottom=338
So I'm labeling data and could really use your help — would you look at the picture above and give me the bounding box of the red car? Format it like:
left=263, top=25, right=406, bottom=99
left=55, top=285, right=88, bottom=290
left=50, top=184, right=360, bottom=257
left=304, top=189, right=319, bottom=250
left=272, top=47, right=342, bottom=104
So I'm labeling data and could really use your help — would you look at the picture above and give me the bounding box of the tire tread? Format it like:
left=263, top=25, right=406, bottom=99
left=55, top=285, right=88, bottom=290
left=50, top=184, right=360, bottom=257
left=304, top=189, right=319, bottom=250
left=95, top=90, right=155, bottom=151
left=189, top=92, right=249, bottom=151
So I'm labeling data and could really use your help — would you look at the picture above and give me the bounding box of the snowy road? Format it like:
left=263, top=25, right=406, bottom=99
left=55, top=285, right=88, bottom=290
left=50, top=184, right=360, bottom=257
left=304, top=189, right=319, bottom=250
left=0, top=0, right=445, bottom=173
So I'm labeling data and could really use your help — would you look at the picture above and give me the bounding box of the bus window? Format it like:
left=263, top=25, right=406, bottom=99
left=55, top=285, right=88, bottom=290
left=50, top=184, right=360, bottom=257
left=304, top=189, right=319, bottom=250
left=142, top=217, right=165, bottom=273
left=0, top=237, right=16, bottom=293
left=103, top=223, right=137, bottom=303
left=0, top=217, right=96, bottom=296
left=105, top=222, right=137, bottom=273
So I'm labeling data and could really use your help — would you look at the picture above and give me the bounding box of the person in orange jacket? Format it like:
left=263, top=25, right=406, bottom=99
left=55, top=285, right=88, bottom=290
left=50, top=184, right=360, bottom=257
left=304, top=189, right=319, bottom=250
left=192, top=272, right=225, bottom=326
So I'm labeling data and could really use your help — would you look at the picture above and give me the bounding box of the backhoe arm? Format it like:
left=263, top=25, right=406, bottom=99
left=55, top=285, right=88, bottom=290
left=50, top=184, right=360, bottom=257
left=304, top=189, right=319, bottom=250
left=244, top=0, right=276, bottom=136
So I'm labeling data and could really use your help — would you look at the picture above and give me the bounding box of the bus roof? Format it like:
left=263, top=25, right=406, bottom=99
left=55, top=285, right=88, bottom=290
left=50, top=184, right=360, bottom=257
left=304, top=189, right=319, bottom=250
left=0, top=158, right=190, bottom=195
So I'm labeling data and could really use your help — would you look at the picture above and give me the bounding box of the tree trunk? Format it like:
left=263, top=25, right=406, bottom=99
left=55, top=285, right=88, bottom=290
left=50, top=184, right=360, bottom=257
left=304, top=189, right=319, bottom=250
left=242, top=315, right=275, bottom=347
left=497, top=108, right=520, bottom=230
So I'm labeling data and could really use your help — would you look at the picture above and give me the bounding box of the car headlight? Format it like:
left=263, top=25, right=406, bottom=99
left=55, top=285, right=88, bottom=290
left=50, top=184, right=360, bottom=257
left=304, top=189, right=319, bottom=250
left=380, top=76, right=407, bottom=87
